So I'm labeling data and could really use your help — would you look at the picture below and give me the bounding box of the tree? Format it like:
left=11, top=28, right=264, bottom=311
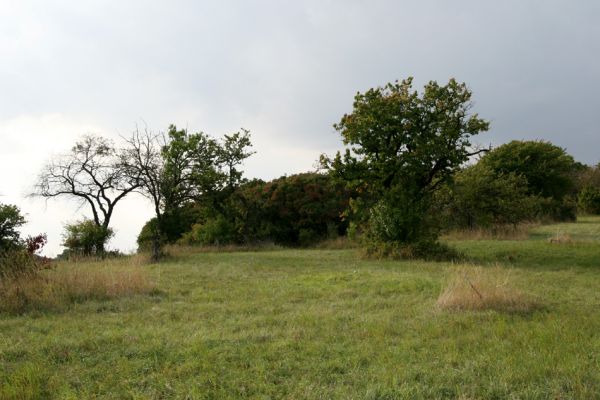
left=578, top=186, right=600, bottom=215
left=33, top=135, right=139, bottom=253
left=435, top=164, right=537, bottom=229
left=322, top=77, right=489, bottom=258
left=480, top=140, right=576, bottom=200
left=122, top=125, right=253, bottom=261
left=479, top=140, right=578, bottom=221
left=0, top=203, right=26, bottom=250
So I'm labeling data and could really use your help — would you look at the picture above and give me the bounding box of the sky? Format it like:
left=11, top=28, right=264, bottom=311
left=1, top=0, right=599, bottom=256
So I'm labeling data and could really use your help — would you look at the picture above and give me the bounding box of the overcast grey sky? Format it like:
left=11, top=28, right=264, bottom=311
left=1, top=0, right=599, bottom=255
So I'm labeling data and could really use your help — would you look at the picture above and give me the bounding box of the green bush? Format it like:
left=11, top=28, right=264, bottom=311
left=435, top=165, right=539, bottom=230
left=480, top=140, right=577, bottom=201
left=180, top=215, right=237, bottom=246
left=137, top=205, right=205, bottom=250
left=479, top=140, right=578, bottom=222
left=62, top=220, right=113, bottom=256
left=578, top=186, right=600, bottom=215
left=137, top=172, right=351, bottom=249
left=223, top=173, right=351, bottom=246
left=0, top=203, right=26, bottom=250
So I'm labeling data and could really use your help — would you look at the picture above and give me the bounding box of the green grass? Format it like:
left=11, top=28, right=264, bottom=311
left=2, top=219, right=600, bottom=398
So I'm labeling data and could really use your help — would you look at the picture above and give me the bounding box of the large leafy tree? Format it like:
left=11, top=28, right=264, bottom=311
left=322, top=77, right=489, bottom=257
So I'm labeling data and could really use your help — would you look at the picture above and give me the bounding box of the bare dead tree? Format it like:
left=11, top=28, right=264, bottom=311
left=32, top=135, right=140, bottom=253
left=120, top=127, right=166, bottom=261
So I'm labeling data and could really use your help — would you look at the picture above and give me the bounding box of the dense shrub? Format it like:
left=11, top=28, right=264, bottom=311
left=142, top=172, right=352, bottom=248
left=578, top=186, right=600, bottom=215
left=0, top=234, right=51, bottom=284
left=62, top=220, right=113, bottom=256
left=0, top=203, right=26, bottom=250
left=137, top=204, right=204, bottom=250
left=480, top=140, right=577, bottom=200
left=435, top=165, right=539, bottom=230
left=479, top=140, right=578, bottom=221
left=230, top=173, right=351, bottom=246
left=180, top=215, right=237, bottom=246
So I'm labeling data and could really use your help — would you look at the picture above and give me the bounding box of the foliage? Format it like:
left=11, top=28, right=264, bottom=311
left=122, top=125, right=253, bottom=261
left=171, top=173, right=351, bottom=247
left=0, top=204, right=51, bottom=282
left=62, top=219, right=114, bottom=256
left=480, top=140, right=577, bottom=200
left=25, top=234, right=48, bottom=255
left=137, top=204, right=204, bottom=250
left=435, top=164, right=538, bottom=229
left=230, top=173, right=351, bottom=246
left=578, top=185, right=600, bottom=215
left=472, top=140, right=580, bottom=222
left=0, top=234, right=50, bottom=282
left=0, top=250, right=42, bottom=281
left=322, top=77, right=489, bottom=256
left=180, top=215, right=237, bottom=246
left=0, top=203, right=26, bottom=250
left=575, top=163, right=600, bottom=191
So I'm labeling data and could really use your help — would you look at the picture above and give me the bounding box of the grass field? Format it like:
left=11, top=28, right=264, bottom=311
left=2, top=218, right=600, bottom=399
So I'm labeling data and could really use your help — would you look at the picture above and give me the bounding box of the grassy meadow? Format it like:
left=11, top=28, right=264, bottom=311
left=2, top=218, right=600, bottom=399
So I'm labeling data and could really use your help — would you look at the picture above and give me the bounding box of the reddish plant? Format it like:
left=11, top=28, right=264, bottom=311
left=25, top=234, right=48, bottom=255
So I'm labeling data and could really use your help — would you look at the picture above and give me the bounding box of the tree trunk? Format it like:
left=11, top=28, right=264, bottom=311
left=151, top=224, right=161, bottom=262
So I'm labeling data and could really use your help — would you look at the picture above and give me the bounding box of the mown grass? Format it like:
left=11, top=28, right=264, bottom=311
left=1, top=218, right=600, bottom=398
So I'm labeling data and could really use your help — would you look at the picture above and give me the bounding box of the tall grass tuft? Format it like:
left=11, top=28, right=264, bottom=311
left=0, top=256, right=155, bottom=314
left=437, top=265, right=540, bottom=313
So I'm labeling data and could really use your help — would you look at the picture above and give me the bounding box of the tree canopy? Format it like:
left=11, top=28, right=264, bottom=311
left=323, top=77, right=489, bottom=257
left=122, top=125, right=253, bottom=260
left=0, top=203, right=26, bottom=250
left=480, top=140, right=576, bottom=200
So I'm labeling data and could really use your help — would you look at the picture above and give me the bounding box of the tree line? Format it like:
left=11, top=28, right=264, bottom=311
left=2, top=77, right=600, bottom=264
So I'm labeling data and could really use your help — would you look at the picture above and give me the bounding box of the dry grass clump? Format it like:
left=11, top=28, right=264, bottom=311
left=437, top=265, right=540, bottom=313
left=443, top=223, right=537, bottom=241
left=0, top=257, right=155, bottom=314
left=547, top=231, right=572, bottom=244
